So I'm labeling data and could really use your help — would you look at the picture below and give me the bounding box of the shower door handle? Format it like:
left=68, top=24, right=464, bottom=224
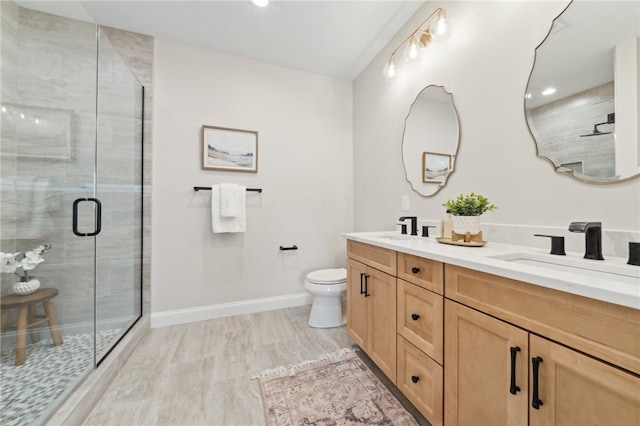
left=72, top=198, right=102, bottom=236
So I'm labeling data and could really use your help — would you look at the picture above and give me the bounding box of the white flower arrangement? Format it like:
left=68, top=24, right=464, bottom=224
left=0, top=244, right=52, bottom=282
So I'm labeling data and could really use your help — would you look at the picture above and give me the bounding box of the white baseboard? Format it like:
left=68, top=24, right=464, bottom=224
left=150, top=292, right=313, bottom=328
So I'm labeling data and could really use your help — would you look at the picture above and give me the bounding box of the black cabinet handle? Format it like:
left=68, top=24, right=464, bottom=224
left=411, top=375, right=420, bottom=383
left=72, top=198, right=102, bottom=237
left=359, top=273, right=365, bottom=295
left=411, top=267, right=420, bottom=274
left=364, top=274, right=370, bottom=297
left=509, top=346, right=521, bottom=395
left=279, top=245, right=298, bottom=251
left=532, top=356, right=544, bottom=409
left=411, top=313, right=420, bottom=321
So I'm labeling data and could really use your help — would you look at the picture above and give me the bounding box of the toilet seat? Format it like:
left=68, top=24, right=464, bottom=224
left=306, top=268, right=347, bottom=285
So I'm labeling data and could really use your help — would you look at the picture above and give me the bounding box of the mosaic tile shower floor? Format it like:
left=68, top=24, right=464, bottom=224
left=0, top=329, right=119, bottom=426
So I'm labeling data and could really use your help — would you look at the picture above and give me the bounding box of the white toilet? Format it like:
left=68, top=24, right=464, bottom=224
left=304, top=268, right=347, bottom=328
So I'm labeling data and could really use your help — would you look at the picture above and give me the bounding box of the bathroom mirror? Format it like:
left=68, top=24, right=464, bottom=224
left=402, top=85, right=460, bottom=196
left=525, top=1, right=640, bottom=183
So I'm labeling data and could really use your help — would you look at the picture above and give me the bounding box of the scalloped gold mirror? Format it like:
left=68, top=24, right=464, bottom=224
left=402, top=85, right=460, bottom=196
left=525, top=1, right=639, bottom=183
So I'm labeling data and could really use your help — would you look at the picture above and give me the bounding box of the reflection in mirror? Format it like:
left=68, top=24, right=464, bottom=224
left=525, top=1, right=640, bottom=183
left=402, top=85, right=460, bottom=196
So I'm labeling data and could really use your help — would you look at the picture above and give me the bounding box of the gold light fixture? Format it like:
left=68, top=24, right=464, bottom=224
left=383, top=8, right=452, bottom=80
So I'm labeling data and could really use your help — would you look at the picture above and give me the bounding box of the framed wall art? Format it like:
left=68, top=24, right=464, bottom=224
left=422, top=152, right=452, bottom=183
left=201, top=125, right=258, bottom=172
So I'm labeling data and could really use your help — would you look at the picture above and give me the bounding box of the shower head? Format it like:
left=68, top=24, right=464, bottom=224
left=579, top=113, right=615, bottom=137
left=580, top=123, right=612, bottom=137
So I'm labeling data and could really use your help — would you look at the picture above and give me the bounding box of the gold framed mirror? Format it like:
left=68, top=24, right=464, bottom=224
left=525, top=0, right=639, bottom=184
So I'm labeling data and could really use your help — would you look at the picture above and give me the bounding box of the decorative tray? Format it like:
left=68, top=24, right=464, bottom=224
left=436, top=237, right=486, bottom=247
left=436, top=231, right=486, bottom=247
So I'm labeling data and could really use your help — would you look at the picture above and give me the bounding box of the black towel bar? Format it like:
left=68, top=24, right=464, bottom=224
left=279, top=245, right=298, bottom=251
left=194, top=186, right=262, bottom=193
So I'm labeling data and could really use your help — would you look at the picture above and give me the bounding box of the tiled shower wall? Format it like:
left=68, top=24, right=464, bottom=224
left=527, top=82, right=615, bottom=179
left=0, top=3, right=152, bottom=330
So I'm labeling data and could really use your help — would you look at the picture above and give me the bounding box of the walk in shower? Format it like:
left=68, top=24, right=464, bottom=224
left=0, top=2, right=143, bottom=424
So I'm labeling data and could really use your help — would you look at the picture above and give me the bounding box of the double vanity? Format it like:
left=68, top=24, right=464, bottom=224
left=345, top=232, right=639, bottom=426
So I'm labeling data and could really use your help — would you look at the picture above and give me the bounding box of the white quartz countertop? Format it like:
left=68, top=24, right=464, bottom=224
left=344, top=231, right=640, bottom=310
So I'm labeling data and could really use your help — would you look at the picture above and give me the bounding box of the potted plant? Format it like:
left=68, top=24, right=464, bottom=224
left=444, top=193, right=497, bottom=235
left=0, top=244, right=52, bottom=295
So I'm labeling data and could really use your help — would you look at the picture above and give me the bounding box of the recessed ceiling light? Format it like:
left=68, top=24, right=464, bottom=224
left=252, top=0, right=268, bottom=7
left=542, top=87, right=556, bottom=96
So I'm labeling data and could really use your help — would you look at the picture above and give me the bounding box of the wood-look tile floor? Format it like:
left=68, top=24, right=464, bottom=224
left=82, top=305, right=357, bottom=426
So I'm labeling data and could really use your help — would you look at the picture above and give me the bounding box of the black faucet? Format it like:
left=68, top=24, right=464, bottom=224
left=399, top=216, right=418, bottom=236
left=569, top=222, right=604, bottom=260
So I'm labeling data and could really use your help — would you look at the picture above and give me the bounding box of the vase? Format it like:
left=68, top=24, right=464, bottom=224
left=13, top=278, right=40, bottom=296
left=452, top=215, right=482, bottom=235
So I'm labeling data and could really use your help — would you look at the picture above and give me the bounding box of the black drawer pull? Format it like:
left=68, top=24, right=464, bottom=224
left=532, top=356, right=543, bottom=409
left=509, top=346, right=521, bottom=395
left=411, top=313, right=420, bottom=321
left=364, top=274, right=370, bottom=297
left=411, top=267, right=420, bottom=274
left=411, top=375, right=420, bottom=383
left=360, top=273, right=365, bottom=295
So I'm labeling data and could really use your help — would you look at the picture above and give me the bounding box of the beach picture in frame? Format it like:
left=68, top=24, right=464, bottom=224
left=201, top=125, right=258, bottom=172
left=423, top=152, right=452, bottom=183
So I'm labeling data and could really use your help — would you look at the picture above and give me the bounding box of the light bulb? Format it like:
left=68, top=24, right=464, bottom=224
left=382, top=59, right=397, bottom=80
left=403, top=37, right=420, bottom=62
left=430, top=11, right=452, bottom=41
left=252, top=0, right=268, bottom=7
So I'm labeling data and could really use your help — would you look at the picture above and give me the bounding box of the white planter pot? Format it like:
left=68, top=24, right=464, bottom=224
left=452, top=215, right=482, bottom=235
left=13, top=278, right=40, bottom=295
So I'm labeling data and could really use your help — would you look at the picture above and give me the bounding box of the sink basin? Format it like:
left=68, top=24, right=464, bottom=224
left=374, top=234, right=415, bottom=241
left=487, top=252, right=640, bottom=284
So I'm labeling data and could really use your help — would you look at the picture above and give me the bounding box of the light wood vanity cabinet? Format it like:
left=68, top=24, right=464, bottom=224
left=445, top=264, right=640, bottom=426
left=346, top=241, right=397, bottom=382
left=347, top=240, right=640, bottom=426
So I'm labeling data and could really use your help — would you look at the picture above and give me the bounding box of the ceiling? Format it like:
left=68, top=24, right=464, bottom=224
left=17, top=0, right=426, bottom=80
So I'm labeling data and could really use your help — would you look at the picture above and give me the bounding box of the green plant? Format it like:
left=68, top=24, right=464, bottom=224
left=444, top=193, right=497, bottom=216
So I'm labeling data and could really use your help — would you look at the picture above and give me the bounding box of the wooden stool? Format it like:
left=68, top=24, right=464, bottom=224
left=0, top=288, right=63, bottom=366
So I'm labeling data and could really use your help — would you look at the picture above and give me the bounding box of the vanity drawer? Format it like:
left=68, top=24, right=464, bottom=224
left=347, top=240, right=396, bottom=275
left=397, top=335, right=443, bottom=426
left=397, top=252, right=443, bottom=294
left=445, top=264, right=640, bottom=375
left=397, top=279, right=443, bottom=364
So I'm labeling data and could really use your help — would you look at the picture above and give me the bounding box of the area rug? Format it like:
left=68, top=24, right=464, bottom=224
left=255, top=348, right=419, bottom=426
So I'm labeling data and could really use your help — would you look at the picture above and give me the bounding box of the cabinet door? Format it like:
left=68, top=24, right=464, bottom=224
left=367, top=266, right=397, bottom=383
left=444, top=300, right=528, bottom=426
left=530, top=334, right=640, bottom=426
left=397, top=279, right=443, bottom=364
left=346, top=259, right=368, bottom=348
left=398, top=335, right=443, bottom=426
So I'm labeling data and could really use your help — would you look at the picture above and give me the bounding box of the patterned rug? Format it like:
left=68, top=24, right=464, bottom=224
left=255, top=349, right=419, bottom=426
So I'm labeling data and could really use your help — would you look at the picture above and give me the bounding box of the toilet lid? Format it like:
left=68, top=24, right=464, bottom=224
left=306, top=268, right=347, bottom=284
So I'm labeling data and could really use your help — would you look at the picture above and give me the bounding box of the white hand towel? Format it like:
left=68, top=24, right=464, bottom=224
left=220, top=183, right=242, bottom=218
left=211, top=184, right=246, bottom=233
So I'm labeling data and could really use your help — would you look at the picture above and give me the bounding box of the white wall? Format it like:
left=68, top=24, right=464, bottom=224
left=151, top=39, right=353, bottom=321
left=354, top=1, right=640, bottom=235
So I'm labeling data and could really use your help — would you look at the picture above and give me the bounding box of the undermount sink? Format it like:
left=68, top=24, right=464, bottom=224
left=487, top=252, right=640, bottom=284
left=367, top=232, right=416, bottom=241
left=375, top=234, right=415, bottom=241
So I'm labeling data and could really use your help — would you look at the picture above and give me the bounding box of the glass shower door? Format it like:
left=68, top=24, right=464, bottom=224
left=94, top=28, right=144, bottom=363
left=0, top=3, right=98, bottom=424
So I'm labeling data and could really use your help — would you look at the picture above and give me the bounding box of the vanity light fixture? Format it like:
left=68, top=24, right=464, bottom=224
left=382, top=8, right=452, bottom=80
